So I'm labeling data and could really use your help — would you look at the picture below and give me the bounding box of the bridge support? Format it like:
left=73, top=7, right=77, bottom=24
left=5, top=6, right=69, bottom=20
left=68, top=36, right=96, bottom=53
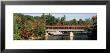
left=45, top=32, right=48, bottom=40
left=70, top=32, right=74, bottom=40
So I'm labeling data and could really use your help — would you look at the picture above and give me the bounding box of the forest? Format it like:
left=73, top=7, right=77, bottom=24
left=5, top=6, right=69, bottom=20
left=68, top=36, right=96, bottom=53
left=13, top=13, right=97, bottom=40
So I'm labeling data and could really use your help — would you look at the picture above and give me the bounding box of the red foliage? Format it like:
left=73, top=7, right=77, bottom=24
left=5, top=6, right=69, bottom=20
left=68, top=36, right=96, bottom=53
left=20, top=29, right=31, bottom=39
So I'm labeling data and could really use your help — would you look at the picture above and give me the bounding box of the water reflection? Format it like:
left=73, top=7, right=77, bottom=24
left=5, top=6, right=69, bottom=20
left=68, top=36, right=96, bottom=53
left=47, top=32, right=93, bottom=40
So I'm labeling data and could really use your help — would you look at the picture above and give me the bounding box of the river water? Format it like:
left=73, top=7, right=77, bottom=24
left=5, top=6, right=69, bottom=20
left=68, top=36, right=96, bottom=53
left=47, top=33, right=91, bottom=40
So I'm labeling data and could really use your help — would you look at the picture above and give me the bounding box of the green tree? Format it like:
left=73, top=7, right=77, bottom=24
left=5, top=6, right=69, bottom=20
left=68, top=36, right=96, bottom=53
left=78, top=19, right=84, bottom=25
left=61, top=15, right=66, bottom=25
left=71, top=19, right=77, bottom=25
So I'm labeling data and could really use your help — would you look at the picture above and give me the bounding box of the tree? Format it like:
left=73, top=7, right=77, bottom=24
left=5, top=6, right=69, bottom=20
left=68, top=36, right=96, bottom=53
left=71, top=19, right=77, bottom=25
left=85, top=16, right=97, bottom=40
left=56, top=17, right=61, bottom=25
left=84, top=18, right=92, bottom=25
left=78, top=19, right=83, bottom=25
left=61, top=15, right=66, bottom=25
left=91, top=16, right=97, bottom=40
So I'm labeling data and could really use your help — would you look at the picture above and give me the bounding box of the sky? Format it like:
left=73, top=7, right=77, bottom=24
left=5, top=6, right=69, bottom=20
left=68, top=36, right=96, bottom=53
left=22, top=13, right=97, bottom=21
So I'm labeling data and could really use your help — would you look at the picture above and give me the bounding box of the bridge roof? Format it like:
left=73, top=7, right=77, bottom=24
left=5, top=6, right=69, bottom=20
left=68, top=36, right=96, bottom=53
left=46, top=25, right=90, bottom=29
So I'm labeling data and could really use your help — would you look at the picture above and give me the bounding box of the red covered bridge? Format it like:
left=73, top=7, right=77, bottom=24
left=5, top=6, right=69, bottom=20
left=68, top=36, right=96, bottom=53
left=46, top=25, right=91, bottom=32
left=46, top=25, right=90, bottom=29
